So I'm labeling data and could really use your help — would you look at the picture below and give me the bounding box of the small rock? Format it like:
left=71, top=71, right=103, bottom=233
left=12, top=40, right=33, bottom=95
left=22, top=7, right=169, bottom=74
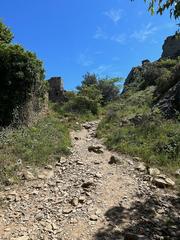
left=88, top=145, right=103, bottom=154
left=94, top=160, right=101, bottom=164
left=133, top=157, right=142, bottom=161
left=38, top=169, right=54, bottom=179
left=90, top=214, right=98, bottom=221
left=124, top=233, right=147, bottom=240
left=148, top=167, right=160, bottom=176
left=165, top=177, right=175, bottom=187
left=94, top=172, right=102, bottom=178
left=81, top=180, right=94, bottom=189
left=35, top=213, right=44, bottom=221
left=71, top=197, right=79, bottom=206
left=63, top=208, right=73, bottom=214
left=76, top=160, right=84, bottom=165
left=175, top=169, right=180, bottom=176
left=108, top=155, right=121, bottom=165
left=74, top=136, right=79, bottom=140
left=83, top=123, right=91, bottom=129
left=79, top=195, right=86, bottom=203
left=70, top=218, right=78, bottom=224
left=45, top=165, right=53, bottom=170
left=22, top=170, right=35, bottom=181
left=136, top=162, right=146, bottom=172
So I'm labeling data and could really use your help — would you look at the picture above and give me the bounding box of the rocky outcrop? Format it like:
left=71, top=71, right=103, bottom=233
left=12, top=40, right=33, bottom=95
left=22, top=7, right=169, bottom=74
left=156, top=81, right=180, bottom=117
left=48, top=77, right=65, bottom=103
left=122, top=35, right=180, bottom=118
left=162, top=35, right=180, bottom=58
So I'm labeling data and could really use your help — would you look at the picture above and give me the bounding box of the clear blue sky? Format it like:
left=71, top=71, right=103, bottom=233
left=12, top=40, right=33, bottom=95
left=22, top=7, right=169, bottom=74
left=0, top=0, right=178, bottom=90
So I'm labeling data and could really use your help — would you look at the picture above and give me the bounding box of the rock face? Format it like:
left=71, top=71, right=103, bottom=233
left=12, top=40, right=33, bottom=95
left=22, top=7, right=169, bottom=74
left=122, top=35, right=180, bottom=118
left=156, top=81, right=180, bottom=117
left=48, top=77, right=65, bottom=103
left=162, top=35, right=180, bottom=58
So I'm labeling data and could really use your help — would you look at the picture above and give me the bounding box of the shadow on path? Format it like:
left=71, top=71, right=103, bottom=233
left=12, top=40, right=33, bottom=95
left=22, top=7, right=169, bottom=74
left=94, top=193, right=180, bottom=240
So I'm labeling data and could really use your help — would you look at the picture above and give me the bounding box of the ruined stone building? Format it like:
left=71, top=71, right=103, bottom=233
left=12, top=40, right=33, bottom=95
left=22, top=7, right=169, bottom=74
left=48, top=77, right=65, bottom=102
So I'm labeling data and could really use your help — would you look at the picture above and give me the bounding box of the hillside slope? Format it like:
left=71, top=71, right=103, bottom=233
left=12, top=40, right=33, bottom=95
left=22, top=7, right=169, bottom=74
left=97, top=36, right=180, bottom=179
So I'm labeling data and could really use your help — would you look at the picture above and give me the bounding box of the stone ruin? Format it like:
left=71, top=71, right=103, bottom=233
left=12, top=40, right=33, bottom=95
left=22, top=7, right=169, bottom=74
left=48, top=77, right=65, bottom=103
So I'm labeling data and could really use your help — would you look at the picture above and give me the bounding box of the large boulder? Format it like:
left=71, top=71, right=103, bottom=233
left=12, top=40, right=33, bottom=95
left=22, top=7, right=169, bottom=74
left=162, top=35, right=180, bottom=58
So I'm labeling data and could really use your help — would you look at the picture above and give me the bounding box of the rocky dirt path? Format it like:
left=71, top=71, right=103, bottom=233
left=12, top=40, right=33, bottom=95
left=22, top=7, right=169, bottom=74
left=0, top=121, right=179, bottom=240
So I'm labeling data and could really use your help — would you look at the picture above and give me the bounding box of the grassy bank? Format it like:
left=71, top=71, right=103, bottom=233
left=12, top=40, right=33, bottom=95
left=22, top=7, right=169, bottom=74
left=0, top=112, right=71, bottom=185
left=97, top=87, right=180, bottom=179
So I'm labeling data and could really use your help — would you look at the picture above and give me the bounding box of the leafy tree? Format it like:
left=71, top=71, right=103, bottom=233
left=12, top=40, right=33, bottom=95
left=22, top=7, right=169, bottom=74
left=0, top=43, right=46, bottom=126
left=63, top=95, right=99, bottom=115
left=78, top=85, right=102, bottom=103
left=0, top=21, right=13, bottom=44
left=98, top=78, right=121, bottom=104
left=77, top=72, right=98, bottom=91
left=132, top=1, right=180, bottom=21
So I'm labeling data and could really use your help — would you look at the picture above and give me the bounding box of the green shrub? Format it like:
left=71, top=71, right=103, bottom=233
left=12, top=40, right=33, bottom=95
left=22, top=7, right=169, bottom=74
left=0, top=21, right=13, bottom=44
left=0, top=44, right=46, bottom=126
left=63, top=95, right=99, bottom=115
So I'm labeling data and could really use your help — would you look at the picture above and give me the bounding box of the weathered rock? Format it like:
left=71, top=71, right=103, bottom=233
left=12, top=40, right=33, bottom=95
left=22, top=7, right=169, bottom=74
left=79, top=195, right=86, bottom=203
left=81, top=180, right=94, bottom=189
left=162, top=35, right=180, bottom=58
left=133, top=156, right=142, bottom=161
left=83, top=123, right=92, bottom=129
left=153, top=176, right=175, bottom=188
left=38, top=169, right=54, bottom=179
left=175, top=169, right=180, bottom=176
left=71, top=197, right=79, bottom=206
left=63, top=208, right=73, bottom=214
left=89, top=214, right=98, bottom=221
left=148, top=167, right=160, bottom=176
left=124, top=233, right=147, bottom=240
left=136, top=162, right=146, bottom=172
left=45, top=164, right=53, bottom=170
left=108, top=155, right=121, bottom=164
left=88, top=145, right=103, bottom=154
left=21, top=170, right=35, bottom=181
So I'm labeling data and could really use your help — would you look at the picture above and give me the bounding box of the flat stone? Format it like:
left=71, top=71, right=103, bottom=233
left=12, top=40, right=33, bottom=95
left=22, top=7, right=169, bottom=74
left=63, top=208, right=73, bottom=214
left=89, top=214, right=98, bottom=221
left=38, top=169, right=54, bottom=179
left=153, top=177, right=175, bottom=188
left=124, top=233, right=148, bottom=240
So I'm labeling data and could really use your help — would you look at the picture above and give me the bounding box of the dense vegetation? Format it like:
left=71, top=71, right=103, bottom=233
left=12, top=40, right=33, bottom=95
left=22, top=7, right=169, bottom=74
left=56, top=72, right=121, bottom=116
left=97, top=57, right=180, bottom=176
left=0, top=21, right=47, bottom=126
